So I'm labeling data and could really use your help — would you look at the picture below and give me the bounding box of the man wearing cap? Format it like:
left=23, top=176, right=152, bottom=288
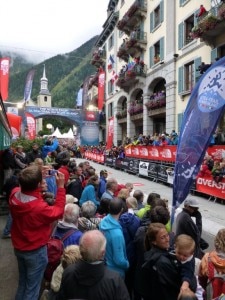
left=175, top=198, right=202, bottom=258
left=98, top=170, right=108, bottom=199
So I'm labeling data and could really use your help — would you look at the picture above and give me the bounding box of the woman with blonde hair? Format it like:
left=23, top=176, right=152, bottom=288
left=198, top=228, right=225, bottom=299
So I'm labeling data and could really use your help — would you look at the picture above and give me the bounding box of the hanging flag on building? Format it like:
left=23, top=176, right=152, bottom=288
left=111, top=70, right=118, bottom=83
left=0, top=57, right=10, bottom=101
left=24, top=69, right=35, bottom=102
left=106, top=116, right=114, bottom=149
left=107, top=54, right=115, bottom=70
left=127, top=55, right=135, bottom=71
left=98, top=68, right=105, bottom=111
left=171, top=57, right=225, bottom=223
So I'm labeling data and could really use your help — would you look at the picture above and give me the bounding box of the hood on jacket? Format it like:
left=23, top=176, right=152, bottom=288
left=71, top=260, right=105, bottom=286
left=10, top=187, right=41, bottom=215
left=99, top=214, right=121, bottom=231
left=119, top=212, right=140, bottom=228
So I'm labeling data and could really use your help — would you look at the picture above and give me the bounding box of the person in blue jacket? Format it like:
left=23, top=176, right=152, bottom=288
left=79, top=175, right=99, bottom=207
left=99, top=198, right=129, bottom=278
left=42, top=137, right=59, bottom=159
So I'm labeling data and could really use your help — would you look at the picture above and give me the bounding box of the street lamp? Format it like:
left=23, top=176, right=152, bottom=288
left=46, top=123, right=53, bottom=133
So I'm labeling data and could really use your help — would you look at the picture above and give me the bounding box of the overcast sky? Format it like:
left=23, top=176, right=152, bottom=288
left=0, top=0, right=108, bottom=62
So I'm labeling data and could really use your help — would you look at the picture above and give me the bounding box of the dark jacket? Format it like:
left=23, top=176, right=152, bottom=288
left=66, top=176, right=83, bottom=200
left=176, top=209, right=201, bottom=258
left=139, top=246, right=196, bottom=300
left=57, top=260, right=130, bottom=300
left=26, top=149, right=42, bottom=164
left=119, top=212, right=140, bottom=265
left=2, top=148, right=15, bottom=169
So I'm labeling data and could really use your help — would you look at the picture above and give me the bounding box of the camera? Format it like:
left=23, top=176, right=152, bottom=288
left=48, top=169, right=58, bottom=176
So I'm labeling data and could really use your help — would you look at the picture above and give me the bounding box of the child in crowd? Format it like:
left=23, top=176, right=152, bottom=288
left=40, top=245, right=81, bottom=300
left=173, top=235, right=197, bottom=295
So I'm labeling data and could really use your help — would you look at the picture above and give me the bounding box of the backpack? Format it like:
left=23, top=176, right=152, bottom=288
left=207, top=255, right=225, bottom=299
left=44, top=228, right=76, bottom=282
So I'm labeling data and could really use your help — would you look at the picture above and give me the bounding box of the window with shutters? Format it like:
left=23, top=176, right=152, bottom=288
left=150, top=0, right=164, bottom=32
left=108, top=80, right=114, bottom=95
left=179, top=0, right=190, bottom=7
left=149, top=38, right=164, bottom=67
left=108, top=34, right=114, bottom=50
left=178, top=13, right=197, bottom=49
left=184, top=61, right=194, bottom=92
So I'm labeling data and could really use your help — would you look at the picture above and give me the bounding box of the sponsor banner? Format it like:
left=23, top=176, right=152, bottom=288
left=6, top=113, right=22, bottom=139
left=127, top=158, right=139, bottom=174
left=98, top=70, right=105, bottom=111
left=125, top=145, right=176, bottom=161
left=25, top=112, right=36, bottom=140
left=173, top=57, right=225, bottom=211
left=24, top=69, right=35, bottom=101
left=166, top=168, right=174, bottom=185
left=115, top=158, right=130, bottom=171
left=106, top=117, right=114, bottom=150
left=148, top=163, right=158, bottom=179
left=0, top=57, right=10, bottom=101
left=139, top=161, right=149, bottom=177
left=196, top=176, right=225, bottom=199
left=105, top=156, right=116, bottom=167
left=158, top=165, right=171, bottom=182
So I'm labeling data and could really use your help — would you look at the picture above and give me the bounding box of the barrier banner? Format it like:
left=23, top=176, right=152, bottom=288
left=148, top=163, right=158, bottom=179
left=158, top=165, right=170, bottom=182
left=196, top=176, right=225, bottom=199
left=139, top=161, right=149, bottom=176
left=127, top=158, right=139, bottom=174
left=116, top=158, right=129, bottom=171
left=105, top=156, right=116, bottom=167
left=125, top=145, right=176, bottom=161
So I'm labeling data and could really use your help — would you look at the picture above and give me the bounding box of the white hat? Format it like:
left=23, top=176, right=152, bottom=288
left=184, top=198, right=199, bottom=208
left=66, top=194, right=78, bottom=204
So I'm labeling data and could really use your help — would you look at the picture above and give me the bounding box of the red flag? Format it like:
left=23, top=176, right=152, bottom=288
left=98, top=69, right=105, bottom=111
left=25, top=112, right=36, bottom=140
left=106, top=117, right=114, bottom=149
left=6, top=112, right=22, bottom=138
left=0, top=57, right=10, bottom=101
left=111, top=70, right=118, bottom=83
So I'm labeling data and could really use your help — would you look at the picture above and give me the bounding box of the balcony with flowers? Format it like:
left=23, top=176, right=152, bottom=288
left=116, top=62, right=146, bottom=92
left=91, top=48, right=106, bottom=68
left=190, top=4, right=225, bottom=46
left=145, top=91, right=166, bottom=112
left=128, top=100, right=143, bottom=118
left=117, top=0, right=147, bottom=34
left=116, top=109, right=127, bottom=120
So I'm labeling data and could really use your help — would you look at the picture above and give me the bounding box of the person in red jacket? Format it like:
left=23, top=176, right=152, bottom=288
left=9, top=165, right=66, bottom=300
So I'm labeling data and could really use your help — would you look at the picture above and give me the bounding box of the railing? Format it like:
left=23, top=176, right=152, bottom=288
left=117, top=0, right=147, bottom=32
left=116, top=110, right=127, bottom=119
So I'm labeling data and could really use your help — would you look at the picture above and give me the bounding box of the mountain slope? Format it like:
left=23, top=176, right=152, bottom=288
left=6, top=36, right=98, bottom=107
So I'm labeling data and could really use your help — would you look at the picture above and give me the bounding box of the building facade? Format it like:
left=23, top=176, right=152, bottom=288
left=88, top=0, right=225, bottom=146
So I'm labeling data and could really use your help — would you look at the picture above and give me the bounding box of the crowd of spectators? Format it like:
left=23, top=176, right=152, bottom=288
left=1, top=135, right=225, bottom=299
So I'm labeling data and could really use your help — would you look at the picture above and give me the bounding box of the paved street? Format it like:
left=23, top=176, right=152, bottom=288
left=0, top=158, right=224, bottom=299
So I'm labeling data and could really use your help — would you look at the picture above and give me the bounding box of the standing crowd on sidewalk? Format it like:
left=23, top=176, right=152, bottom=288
left=1, top=136, right=225, bottom=300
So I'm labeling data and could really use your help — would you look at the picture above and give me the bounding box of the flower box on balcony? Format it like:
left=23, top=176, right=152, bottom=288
left=116, top=110, right=127, bottom=119
left=191, top=14, right=220, bottom=39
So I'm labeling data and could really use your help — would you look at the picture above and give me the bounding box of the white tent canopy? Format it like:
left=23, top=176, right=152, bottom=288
left=61, top=128, right=74, bottom=139
left=51, top=127, right=63, bottom=138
